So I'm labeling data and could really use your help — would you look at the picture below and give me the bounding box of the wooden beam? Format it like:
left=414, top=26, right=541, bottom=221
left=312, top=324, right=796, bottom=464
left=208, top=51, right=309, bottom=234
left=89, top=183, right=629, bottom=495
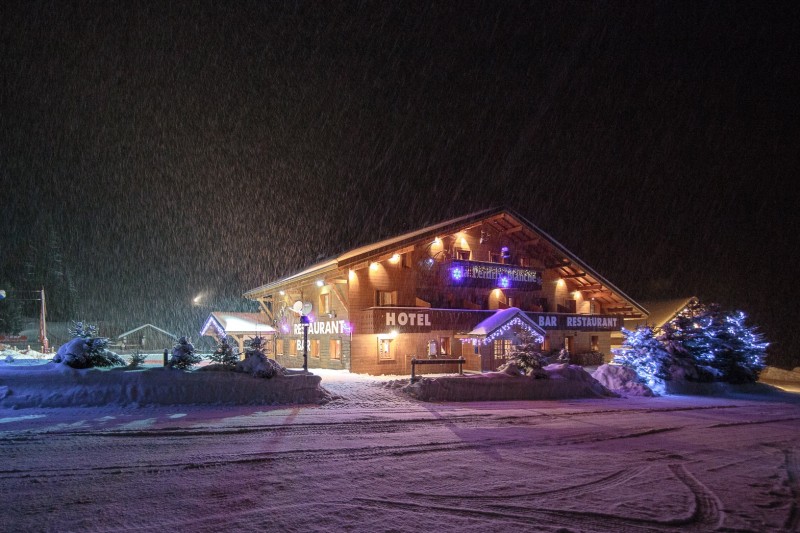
left=576, top=283, right=604, bottom=291
left=503, top=225, right=524, bottom=234
left=562, top=272, right=587, bottom=279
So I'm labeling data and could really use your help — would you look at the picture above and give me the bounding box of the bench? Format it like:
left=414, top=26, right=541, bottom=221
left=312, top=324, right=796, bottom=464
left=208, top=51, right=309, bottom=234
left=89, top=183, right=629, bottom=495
left=410, top=357, right=466, bottom=382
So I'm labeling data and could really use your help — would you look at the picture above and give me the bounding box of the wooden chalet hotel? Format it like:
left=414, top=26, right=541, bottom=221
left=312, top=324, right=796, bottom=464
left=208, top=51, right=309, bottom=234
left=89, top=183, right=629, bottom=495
left=241, top=207, right=648, bottom=375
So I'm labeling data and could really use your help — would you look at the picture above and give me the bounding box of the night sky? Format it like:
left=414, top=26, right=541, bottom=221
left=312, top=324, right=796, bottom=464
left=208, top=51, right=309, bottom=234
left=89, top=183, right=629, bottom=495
left=2, top=1, right=799, bottom=366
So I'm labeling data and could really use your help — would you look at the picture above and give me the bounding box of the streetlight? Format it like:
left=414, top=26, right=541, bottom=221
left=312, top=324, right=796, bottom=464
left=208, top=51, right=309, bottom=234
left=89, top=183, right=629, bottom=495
left=300, top=314, right=310, bottom=372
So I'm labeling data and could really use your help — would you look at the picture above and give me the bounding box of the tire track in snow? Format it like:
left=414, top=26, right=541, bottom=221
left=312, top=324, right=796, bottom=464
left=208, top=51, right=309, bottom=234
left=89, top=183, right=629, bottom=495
left=408, top=465, right=651, bottom=501
left=358, top=463, right=726, bottom=532
left=784, top=448, right=800, bottom=532
left=0, top=439, right=483, bottom=481
left=666, top=464, right=725, bottom=530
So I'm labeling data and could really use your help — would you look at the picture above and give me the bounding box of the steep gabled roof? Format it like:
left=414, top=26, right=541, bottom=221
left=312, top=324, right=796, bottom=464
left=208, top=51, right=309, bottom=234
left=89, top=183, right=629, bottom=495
left=244, top=207, right=648, bottom=317
left=117, top=324, right=177, bottom=340
left=200, top=312, right=276, bottom=337
left=244, top=208, right=500, bottom=297
left=468, top=307, right=546, bottom=338
left=634, top=296, right=698, bottom=328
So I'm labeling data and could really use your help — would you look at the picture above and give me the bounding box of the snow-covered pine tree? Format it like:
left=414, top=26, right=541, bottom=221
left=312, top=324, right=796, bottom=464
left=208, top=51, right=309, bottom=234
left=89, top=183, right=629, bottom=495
left=52, top=321, right=125, bottom=368
left=658, top=301, right=768, bottom=384
left=612, top=326, right=671, bottom=393
left=169, top=336, right=202, bottom=370
left=705, top=310, right=768, bottom=383
left=208, top=335, right=238, bottom=369
left=502, top=329, right=547, bottom=377
left=659, top=302, right=719, bottom=382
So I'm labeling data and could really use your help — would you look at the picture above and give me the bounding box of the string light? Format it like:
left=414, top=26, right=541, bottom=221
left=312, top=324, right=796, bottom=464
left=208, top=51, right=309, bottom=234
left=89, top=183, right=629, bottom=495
left=480, top=317, right=544, bottom=345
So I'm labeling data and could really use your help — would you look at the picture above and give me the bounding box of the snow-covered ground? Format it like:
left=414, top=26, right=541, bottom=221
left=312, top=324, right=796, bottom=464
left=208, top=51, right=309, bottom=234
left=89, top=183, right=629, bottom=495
left=2, top=365, right=800, bottom=531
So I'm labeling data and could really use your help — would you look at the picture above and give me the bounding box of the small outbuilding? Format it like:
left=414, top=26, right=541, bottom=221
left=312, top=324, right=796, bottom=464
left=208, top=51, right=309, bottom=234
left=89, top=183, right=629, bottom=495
left=200, top=312, right=276, bottom=355
left=117, top=324, right=178, bottom=352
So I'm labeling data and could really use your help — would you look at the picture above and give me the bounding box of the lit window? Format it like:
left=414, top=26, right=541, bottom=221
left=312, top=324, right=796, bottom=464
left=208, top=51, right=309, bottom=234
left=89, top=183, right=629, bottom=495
left=378, top=338, right=394, bottom=361
left=439, top=337, right=450, bottom=355
left=276, top=339, right=284, bottom=356
left=288, top=340, right=297, bottom=356
left=330, top=339, right=342, bottom=360
left=456, top=249, right=471, bottom=260
left=376, top=290, right=397, bottom=306
left=319, top=293, right=331, bottom=314
left=428, top=340, right=437, bottom=356
left=310, top=339, right=320, bottom=358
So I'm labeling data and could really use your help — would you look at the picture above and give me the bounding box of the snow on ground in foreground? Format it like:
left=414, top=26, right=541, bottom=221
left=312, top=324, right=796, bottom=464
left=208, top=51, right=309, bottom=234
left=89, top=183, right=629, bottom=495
left=2, top=364, right=800, bottom=532
left=0, top=360, right=330, bottom=408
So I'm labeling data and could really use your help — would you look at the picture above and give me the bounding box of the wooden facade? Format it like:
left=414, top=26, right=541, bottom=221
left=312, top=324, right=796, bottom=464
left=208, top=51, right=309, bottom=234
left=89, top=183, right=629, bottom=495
left=244, top=208, right=649, bottom=375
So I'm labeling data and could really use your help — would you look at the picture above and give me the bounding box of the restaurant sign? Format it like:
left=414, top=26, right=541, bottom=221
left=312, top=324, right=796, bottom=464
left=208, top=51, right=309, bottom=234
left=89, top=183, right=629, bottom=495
left=531, top=313, right=621, bottom=331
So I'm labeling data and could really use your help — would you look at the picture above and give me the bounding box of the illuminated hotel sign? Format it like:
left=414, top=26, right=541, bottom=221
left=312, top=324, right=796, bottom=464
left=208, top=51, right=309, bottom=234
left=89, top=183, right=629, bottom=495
left=386, top=311, right=432, bottom=327
left=448, top=260, right=542, bottom=290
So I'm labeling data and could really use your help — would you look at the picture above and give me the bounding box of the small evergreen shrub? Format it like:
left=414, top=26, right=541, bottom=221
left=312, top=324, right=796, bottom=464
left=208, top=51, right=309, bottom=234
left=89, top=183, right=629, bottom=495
left=128, top=350, right=146, bottom=368
left=169, top=336, right=202, bottom=370
left=208, top=335, right=239, bottom=369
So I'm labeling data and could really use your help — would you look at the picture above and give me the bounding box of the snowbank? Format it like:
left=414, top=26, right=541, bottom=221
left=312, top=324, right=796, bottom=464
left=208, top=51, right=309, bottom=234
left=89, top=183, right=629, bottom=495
left=402, top=364, right=614, bottom=402
left=0, top=363, right=331, bottom=408
left=759, top=366, right=800, bottom=382
left=592, top=364, right=655, bottom=396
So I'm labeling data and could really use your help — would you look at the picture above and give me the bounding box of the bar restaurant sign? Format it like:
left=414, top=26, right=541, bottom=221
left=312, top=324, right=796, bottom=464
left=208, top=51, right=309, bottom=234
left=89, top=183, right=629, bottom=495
left=530, top=313, right=621, bottom=331
left=447, top=260, right=542, bottom=290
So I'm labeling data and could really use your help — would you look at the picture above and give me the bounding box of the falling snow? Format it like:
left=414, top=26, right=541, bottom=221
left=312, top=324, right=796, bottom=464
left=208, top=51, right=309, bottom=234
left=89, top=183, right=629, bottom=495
left=1, top=3, right=798, bottom=367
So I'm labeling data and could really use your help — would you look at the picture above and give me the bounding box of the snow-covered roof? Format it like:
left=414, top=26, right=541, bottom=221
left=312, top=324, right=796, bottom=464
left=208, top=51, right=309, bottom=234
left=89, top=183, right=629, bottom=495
left=244, top=208, right=500, bottom=297
left=201, top=312, right=276, bottom=337
left=243, top=207, right=648, bottom=317
left=118, top=324, right=178, bottom=340
left=468, top=307, right=546, bottom=338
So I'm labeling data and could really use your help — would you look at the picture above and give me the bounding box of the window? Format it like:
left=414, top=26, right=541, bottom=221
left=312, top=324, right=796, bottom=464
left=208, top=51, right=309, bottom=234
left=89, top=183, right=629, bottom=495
left=330, top=339, right=342, bottom=360
left=310, top=339, right=320, bottom=358
left=456, top=249, right=471, bottom=260
left=403, top=253, right=413, bottom=269
left=439, top=337, right=450, bottom=355
left=376, top=290, right=398, bottom=306
left=591, top=335, right=599, bottom=352
left=427, top=340, right=437, bottom=356
left=490, top=252, right=501, bottom=263
left=493, top=339, right=512, bottom=358
left=319, top=292, right=331, bottom=315
left=276, top=339, right=284, bottom=356
left=288, top=339, right=297, bottom=356
left=378, top=338, right=394, bottom=361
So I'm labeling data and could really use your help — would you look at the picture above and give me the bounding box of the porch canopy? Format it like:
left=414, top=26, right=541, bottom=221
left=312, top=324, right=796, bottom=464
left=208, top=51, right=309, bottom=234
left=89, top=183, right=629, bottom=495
left=465, top=307, right=546, bottom=345
left=201, top=312, right=276, bottom=354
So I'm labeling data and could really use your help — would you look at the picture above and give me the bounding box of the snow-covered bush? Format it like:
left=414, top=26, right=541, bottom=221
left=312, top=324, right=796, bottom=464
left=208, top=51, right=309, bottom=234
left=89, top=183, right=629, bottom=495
left=208, top=335, right=239, bottom=369
left=53, top=322, right=125, bottom=369
left=236, top=336, right=284, bottom=379
left=169, top=336, right=202, bottom=370
left=557, top=348, right=570, bottom=364
left=592, top=364, right=655, bottom=396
